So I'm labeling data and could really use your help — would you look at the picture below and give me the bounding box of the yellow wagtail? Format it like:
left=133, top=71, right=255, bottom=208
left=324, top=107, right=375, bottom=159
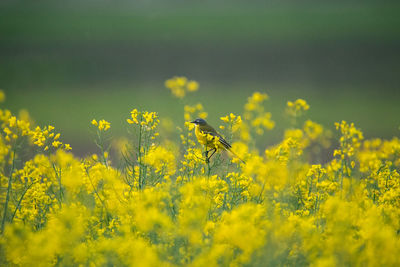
left=191, top=118, right=245, bottom=164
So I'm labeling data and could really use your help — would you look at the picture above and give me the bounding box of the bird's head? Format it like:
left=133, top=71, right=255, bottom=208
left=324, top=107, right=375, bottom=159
left=190, top=118, right=207, bottom=126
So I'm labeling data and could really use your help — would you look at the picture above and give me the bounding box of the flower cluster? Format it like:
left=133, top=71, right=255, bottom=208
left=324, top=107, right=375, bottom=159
left=0, top=90, right=5, bottom=103
left=220, top=112, right=242, bottom=133
left=91, top=119, right=111, bottom=131
left=286, top=98, right=310, bottom=118
left=165, top=76, right=199, bottom=99
left=334, top=120, right=364, bottom=159
left=184, top=103, right=207, bottom=124
left=31, top=125, right=71, bottom=151
left=242, top=92, right=275, bottom=140
left=127, top=109, right=159, bottom=130
left=1, top=85, right=400, bottom=267
left=145, top=144, right=176, bottom=178
left=2, top=114, right=30, bottom=143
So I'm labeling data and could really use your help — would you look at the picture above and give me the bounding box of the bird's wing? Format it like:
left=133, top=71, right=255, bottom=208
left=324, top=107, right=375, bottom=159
left=217, top=135, right=232, bottom=149
left=201, top=129, right=232, bottom=149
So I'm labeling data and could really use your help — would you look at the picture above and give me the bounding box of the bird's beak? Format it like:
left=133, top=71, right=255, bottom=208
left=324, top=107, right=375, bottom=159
left=190, top=120, right=196, bottom=124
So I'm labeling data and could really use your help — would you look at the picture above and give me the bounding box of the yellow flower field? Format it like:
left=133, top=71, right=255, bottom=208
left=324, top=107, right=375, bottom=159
left=1, top=79, right=400, bottom=266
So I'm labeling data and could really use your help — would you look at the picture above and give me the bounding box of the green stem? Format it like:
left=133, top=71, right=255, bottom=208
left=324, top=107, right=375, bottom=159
left=98, top=131, right=109, bottom=168
left=225, top=123, right=233, bottom=175
left=142, top=130, right=149, bottom=187
left=204, top=145, right=211, bottom=178
left=10, top=182, right=35, bottom=223
left=52, top=163, right=63, bottom=204
left=86, top=169, right=108, bottom=212
left=257, top=182, right=266, bottom=204
left=1, top=148, right=16, bottom=234
left=137, top=121, right=143, bottom=189
left=340, top=159, right=344, bottom=196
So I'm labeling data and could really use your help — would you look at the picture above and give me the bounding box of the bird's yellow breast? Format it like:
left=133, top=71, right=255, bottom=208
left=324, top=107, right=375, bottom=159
left=194, top=125, right=225, bottom=150
left=194, top=125, right=208, bottom=145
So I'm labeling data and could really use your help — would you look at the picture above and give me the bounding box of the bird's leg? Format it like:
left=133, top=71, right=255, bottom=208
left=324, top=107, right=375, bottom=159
left=207, top=148, right=217, bottom=162
left=204, top=148, right=216, bottom=163
left=204, top=148, right=210, bottom=163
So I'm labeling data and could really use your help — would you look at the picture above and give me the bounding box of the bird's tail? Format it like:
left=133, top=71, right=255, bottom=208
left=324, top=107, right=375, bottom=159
left=226, top=147, right=246, bottom=164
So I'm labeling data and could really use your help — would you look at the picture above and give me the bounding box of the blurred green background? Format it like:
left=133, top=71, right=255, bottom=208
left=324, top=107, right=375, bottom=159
left=1, top=0, right=400, bottom=155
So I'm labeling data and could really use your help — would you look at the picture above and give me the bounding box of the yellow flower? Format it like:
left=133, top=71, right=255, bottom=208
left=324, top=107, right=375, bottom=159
left=145, top=144, right=176, bottom=176
left=184, top=103, right=206, bottom=122
left=199, top=111, right=208, bottom=119
left=52, top=140, right=62, bottom=148
left=64, top=144, right=72, bottom=150
left=303, top=120, right=323, bottom=140
left=252, top=92, right=268, bottom=103
left=98, top=119, right=111, bottom=131
left=244, top=92, right=268, bottom=111
left=8, top=116, right=16, bottom=127
left=187, top=80, right=199, bottom=92
left=165, top=76, right=199, bottom=98
left=220, top=113, right=243, bottom=135
left=0, top=90, right=5, bottom=102
left=220, top=115, right=229, bottom=123
left=286, top=98, right=310, bottom=119
left=127, top=109, right=139, bottom=124
left=176, top=76, right=187, bottom=86
left=184, top=121, right=195, bottom=131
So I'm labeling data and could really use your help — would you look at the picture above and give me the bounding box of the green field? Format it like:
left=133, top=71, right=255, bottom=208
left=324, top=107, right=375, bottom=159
left=1, top=0, right=400, bottom=155
left=4, top=83, right=399, bottom=156
left=2, top=3, right=400, bottom=266
left=1, top=1, right=400, bottom=43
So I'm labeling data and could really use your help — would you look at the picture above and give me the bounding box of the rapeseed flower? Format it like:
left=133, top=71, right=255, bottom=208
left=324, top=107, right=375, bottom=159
left=92, top=119, right=111, bottom=131
left=1, top=84, right=400, bottom=267
left=165, top=76, right=199, bottom=98
left=0, top=90, right=4, bottom=103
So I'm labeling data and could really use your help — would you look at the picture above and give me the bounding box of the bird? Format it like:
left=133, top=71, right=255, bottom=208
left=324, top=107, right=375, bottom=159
left=190, top=118, right=245, bottom=164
